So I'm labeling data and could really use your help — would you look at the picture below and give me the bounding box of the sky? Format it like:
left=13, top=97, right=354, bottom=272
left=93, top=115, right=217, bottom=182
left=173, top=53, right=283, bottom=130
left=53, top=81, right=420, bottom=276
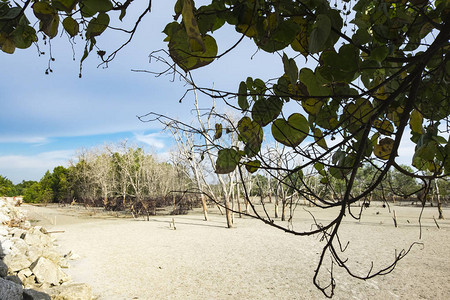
left=0, top=1, right=419, bottom=184
left=0, top=1, right=286, bottom=183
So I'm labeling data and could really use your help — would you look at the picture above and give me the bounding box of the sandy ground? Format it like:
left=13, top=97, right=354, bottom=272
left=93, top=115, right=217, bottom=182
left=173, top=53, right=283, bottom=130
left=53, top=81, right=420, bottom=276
left=21, top=203, right=450, bottom=300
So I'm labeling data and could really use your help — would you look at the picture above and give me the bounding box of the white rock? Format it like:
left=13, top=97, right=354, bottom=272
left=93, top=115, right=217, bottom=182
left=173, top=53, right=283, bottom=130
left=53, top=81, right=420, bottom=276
left=11, top=236, right=30, bottom=254
left=3, top=252, right=32, bottom=272
left=30, top=257, right=69, bottom=286
left=46, top=283, right=93, bottom=300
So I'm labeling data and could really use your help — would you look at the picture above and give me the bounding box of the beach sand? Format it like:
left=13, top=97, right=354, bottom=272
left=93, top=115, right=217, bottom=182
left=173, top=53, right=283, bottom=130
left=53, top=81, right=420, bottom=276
left=21, top=203, right=450, bottom=300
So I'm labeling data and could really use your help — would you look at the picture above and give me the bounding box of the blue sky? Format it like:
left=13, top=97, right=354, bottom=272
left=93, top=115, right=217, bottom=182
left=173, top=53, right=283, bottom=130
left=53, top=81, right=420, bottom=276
left=0, top=1, right=286, bottom=183
left=0, top=1, right=420, bottom=184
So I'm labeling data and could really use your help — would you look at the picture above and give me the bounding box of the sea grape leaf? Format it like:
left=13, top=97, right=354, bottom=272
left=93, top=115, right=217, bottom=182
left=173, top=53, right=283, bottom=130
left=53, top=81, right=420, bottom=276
left=409, top=109, right=423, bottom=134
left=181, top=0, right=205, bottom=52
left=308, top=14, right=331, bottom=53
left=314, top=128, right=328, bottom=150
left=63, top=16, right=79, bottom=37
left=282, top=53, right=299, bottom=86
left=214, top=123, right=222, bottom=140
left=237, top=117, right=263, bottom=157
left=245, top=160, right=261, bottom=173
left=272, top=113, right=309, bottom=147
left=86, top=12, right=109, bottom=39
left=252, top=96, right=283, bottom=126
left=168, top=28, right=218, bottom=72
left=374, top=138, right=395, bottom=160
left=238, top=81, right=249, bottom=110
left=215, top=148, right=240, bottom=174
left=373, top=119, right=394, bottom=136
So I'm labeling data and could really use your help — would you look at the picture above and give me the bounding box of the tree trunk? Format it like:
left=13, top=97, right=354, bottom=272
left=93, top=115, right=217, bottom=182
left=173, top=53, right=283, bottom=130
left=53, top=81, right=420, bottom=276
left=435, top=179, right=444, bottom=219
left=281, top=199, right=286, bottom=221
left=274, top=192, right=279, bottom=218
left=200, top=194, right=209, bottom=221
left=236, top=182, right=242, bottom=218
left=224, top=196, right=233, bottom=228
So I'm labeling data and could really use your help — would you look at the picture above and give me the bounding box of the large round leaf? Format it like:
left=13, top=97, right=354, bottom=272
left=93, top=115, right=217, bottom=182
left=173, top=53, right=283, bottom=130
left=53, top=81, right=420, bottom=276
left=271, top=113, right=309, bottom=147
left=168, top=28, right=218, bottom=72
left=252, top=96, right=283, bottom=126
left=215, top=148, right=240, bottom=174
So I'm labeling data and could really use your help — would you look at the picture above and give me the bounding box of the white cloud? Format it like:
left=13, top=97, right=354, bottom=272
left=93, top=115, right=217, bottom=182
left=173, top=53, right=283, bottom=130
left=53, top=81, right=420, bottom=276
left=134, top=132, right=166, bottom=149
left=0, top=136, right=50, bottom=144
left=0, top=150, right=75, bottom=183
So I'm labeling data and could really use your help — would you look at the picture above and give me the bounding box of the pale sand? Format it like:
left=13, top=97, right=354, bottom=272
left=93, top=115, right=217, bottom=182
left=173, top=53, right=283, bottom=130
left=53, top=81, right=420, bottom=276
left=21, top=203, right=450, bottom=300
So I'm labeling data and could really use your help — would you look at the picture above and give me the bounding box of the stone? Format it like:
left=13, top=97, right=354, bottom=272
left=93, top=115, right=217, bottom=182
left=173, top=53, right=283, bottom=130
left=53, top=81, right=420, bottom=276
left=26, top=248, right=45, bottom=263
left=0, top=258, right=8, bottom=277
left=10, top=228, right=26, bottom=239
left=6, top=274, right=23, bottom=285
left=11, top=237, right=30, bottom=254
left=30, top=257, right=68, bottom=286
left=17, top=268, right=33, bottom=282
left=0, top=226, right=8, bottom=236
left=23, top=289, right=51, bottom=300
left=3, top=253, right=32, bottom=273
left=0, top=276, right=23, bottom=300
left=46, top=283, right=93, bottom=300
left=24, top=228, right=53, bottom=247
left=22, top=274, right=37, bottom=288
left=43, top=250, right=63, bottom=265
left=1, top=238, right=14, bottom=256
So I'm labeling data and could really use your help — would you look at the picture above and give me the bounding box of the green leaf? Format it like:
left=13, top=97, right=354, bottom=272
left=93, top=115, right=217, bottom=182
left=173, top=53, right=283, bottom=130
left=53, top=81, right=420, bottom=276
left=299, top=68, right=330, bottom=97
left=314, top=128, right=328, bottom=150
left=409, top=109, right=423, bottom=134
left=52, top=0, right=78, bottom=13
left=1, top=37, right=15, bottom=54
left=282, top=53, right=299, bottom=86
left=342, top=98, right=374, bottom=132
left=252, top=96, right=283, bottom=126
left=33, top=2, right=59, bottom=38
left=168, top=29, right=218, bottom=72
left=86, top=12, right=109, bottom=39
left=82, top=0, right=113, bottom=14
left=12, top=25, right=37, bottom=49
left=308, top=14, right=331, bottom=53
left=181, top=0, right=205, bottom=52
left=271, top=113, right=309, bottom=147
left=302, top=98, right=323, bottom=115
left=290, top=17, right=308, bottom=56
left=0, top=7, right=22, bottom=20
left=373, top=119, right=394, bottom=135
left=237, top=117, right=263, bottom=157
left=245, top=160, right=261, bottom=173
left=238, top=81, right=249, bottom=110
left=256, top=19, right=300, bottom=52
left=63, top=17, right=79, bottom=37
left=374, top=138, right=395, bottom=160
left=370, top=46, right=389, bottom=62
left=214, top=123, right=222, bottom=140
left=215, top=148, right=240, bottom=174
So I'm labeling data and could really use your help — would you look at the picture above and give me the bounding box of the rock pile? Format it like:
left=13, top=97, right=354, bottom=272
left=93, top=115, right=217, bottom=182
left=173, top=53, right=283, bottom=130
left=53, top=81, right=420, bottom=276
left=0, top=197, right=95, bottom=300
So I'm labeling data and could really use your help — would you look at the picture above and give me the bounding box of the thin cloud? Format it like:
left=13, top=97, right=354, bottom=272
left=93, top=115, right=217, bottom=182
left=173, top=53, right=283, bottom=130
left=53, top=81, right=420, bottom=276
left=134, top=132, right=166, bottom=149
left=0, top=150, right=74, bottom=183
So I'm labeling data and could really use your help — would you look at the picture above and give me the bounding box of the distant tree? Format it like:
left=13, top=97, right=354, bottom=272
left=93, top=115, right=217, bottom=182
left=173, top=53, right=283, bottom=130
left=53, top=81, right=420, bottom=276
left=14, top=180, right=37, bottom=196
left=51, top=166, right=71, bottom=202
left=0, top=175, right=16, bottom=196
left=23, top=182, right=42, bottom=203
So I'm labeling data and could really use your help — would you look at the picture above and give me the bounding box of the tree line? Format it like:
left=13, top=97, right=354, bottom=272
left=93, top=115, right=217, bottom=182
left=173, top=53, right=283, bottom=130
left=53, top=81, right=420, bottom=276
left=3, top=142, right=447, bottom=221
